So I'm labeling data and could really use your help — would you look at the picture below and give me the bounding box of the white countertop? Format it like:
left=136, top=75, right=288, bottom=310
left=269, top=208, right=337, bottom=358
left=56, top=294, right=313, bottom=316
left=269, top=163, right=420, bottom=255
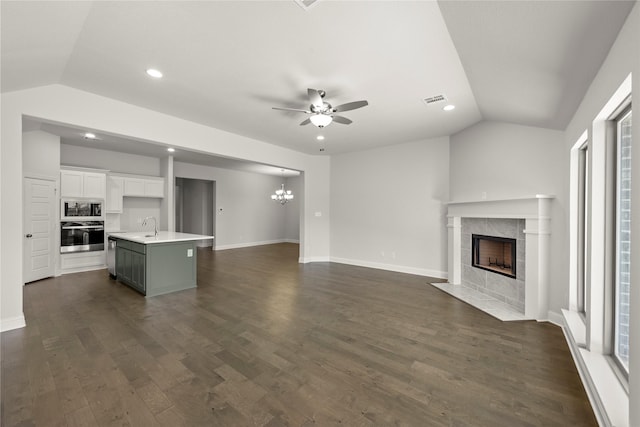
left=109, top=231, right=214, bottom=245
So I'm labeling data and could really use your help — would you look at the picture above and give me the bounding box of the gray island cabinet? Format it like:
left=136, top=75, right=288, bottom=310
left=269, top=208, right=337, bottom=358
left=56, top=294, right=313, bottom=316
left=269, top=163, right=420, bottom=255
left=109, top=231, right=214, bottom=297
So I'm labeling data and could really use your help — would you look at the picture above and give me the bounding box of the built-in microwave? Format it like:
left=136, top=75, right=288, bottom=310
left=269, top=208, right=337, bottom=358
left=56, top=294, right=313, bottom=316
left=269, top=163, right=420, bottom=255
left=61, top=199, right=104, bottom=220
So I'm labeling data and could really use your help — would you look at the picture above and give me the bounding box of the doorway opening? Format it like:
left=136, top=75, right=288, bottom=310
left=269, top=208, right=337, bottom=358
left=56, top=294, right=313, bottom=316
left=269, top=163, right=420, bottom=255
left=175, top=178, right=215, bottom=248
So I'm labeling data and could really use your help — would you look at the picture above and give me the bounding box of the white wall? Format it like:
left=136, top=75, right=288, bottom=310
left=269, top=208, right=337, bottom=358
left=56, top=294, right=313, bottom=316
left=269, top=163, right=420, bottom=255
left=1, top=84, right=331, bottom=332
left=283, top=175, right=301, bottom=242
left=120, top=198, right=162, bottom=233
left=23, top=131, right=61, bottom=179
left=449, top=121, right=564, bottom=202
left=330, top=137, right=449, bottom=278
left=562, top=4, right=639, bottom=425
left=60, top=143, right=161, bottom=175
left=174, top=162, right=296, bottom=249
left=449, top=121, right=566, bottom=315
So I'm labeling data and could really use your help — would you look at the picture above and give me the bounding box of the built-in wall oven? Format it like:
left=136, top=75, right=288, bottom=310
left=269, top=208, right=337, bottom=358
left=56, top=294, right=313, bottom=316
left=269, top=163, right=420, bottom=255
left=60, top=221, right=105, bottom=253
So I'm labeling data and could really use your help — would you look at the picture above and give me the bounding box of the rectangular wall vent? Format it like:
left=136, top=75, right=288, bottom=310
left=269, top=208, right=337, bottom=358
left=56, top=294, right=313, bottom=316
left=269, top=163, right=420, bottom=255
left=422, top=94, right=447, bottom=105
left=294, top=0, right=321, bottom=11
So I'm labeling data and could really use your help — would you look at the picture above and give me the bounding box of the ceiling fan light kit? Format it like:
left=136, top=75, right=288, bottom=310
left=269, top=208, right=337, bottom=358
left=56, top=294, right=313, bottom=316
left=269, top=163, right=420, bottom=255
left=273, top=88, right=368, bottom=128
left=309, top=114, right=332, bottom=128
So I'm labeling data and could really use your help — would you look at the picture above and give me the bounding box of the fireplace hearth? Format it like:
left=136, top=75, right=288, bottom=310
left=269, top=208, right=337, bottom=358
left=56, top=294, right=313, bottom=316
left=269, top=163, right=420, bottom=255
left=472, top=234, right=516, bottom=278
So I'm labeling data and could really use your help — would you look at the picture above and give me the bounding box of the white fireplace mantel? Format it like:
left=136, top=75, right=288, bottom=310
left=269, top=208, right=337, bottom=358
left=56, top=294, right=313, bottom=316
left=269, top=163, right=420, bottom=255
left=447, top=195, right=554, bottom=321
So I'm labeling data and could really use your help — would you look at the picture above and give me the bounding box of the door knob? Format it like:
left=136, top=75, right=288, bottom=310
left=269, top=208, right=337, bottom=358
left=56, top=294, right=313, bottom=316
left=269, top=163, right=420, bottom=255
left=25, top=234, right=33, bottom=238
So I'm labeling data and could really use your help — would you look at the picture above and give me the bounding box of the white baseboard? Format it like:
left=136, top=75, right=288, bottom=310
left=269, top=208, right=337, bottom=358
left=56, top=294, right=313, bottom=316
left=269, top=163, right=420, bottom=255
left=299, top=256, right=331, bottom=263
left=1, top=315, right=26, bottom=332
left=545, top=310, right=564, bottom=327
left=215, top=239, right=297, bottom=251
left=60, top=265, right=107, bottom=275
left=329, top=257, right=448, bottom=279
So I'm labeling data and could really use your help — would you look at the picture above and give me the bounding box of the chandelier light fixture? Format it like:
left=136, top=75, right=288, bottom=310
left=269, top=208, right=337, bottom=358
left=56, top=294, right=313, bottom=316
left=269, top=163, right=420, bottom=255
left=271, top=183, right=294, bottom=204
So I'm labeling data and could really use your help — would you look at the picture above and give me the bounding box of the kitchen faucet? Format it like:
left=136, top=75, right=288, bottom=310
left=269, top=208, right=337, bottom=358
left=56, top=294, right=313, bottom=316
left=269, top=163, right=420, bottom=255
left=142, top=216, right=158, bottom=237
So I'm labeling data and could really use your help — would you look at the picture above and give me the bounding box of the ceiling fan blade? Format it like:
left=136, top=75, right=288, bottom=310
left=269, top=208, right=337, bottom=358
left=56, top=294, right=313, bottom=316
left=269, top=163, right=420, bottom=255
left=307, top=88, right=324, bottom=109
left=332, top=100, right=368, bottom=113
left=332, top=115, right=352, bottom=125
left=272, top=106, right=310, bottom=114
left=299, top=118, right=311, bottom=126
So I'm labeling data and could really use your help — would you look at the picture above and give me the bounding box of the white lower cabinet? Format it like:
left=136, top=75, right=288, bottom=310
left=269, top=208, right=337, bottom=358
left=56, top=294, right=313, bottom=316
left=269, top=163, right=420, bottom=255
left=60, top=251, right=106, bottom=273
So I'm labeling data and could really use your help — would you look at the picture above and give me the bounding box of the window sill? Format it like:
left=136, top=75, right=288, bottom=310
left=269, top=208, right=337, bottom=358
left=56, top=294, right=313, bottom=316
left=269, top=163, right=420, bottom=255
left=562, top=309, right=628, bottom=427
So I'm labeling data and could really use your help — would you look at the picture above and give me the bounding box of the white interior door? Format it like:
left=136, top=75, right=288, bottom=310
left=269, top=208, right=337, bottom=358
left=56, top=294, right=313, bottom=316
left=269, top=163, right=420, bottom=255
left=23, top=178, right=56, bottom=283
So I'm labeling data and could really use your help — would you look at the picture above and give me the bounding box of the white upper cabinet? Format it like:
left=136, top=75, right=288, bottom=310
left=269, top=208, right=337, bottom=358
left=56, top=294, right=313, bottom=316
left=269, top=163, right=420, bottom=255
left=143, top=179, right=164, bottom=198
left=106, top=176, right=124, bottom=213
left=123, top=178, right=146, bottom=197
left=60, top=170, right=106, bottom=199
left=83, top=173, right=106, bottom=198
left=115, top=174, right=165, bottom=198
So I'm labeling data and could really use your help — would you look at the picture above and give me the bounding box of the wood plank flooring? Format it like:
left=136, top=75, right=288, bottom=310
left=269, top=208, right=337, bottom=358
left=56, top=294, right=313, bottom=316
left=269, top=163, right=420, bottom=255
left=2, top=243, right=596, bottom=426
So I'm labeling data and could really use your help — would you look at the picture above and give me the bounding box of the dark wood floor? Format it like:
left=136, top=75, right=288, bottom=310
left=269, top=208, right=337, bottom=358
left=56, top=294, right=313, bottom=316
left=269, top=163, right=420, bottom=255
left=2, top=243, right=596, bottom=426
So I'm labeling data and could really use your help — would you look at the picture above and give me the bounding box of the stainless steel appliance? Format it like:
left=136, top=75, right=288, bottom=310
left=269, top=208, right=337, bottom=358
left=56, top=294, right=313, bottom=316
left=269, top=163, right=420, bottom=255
left=60, top=221, right=105, bottom=253
left=61, top=199, right=104, bottom=221
left=107, top=236, right=117, bottom=278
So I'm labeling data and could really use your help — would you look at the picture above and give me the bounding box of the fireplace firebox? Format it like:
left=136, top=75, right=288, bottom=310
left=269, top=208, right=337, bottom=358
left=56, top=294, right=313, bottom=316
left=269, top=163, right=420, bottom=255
left=472, top=234, right=516, bottom=278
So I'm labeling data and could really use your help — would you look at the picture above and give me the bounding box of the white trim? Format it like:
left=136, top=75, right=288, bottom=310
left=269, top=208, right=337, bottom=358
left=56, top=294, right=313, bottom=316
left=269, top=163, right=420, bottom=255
left=214, top=239, right=296, bottom=251
left=569, top=130, right=589, bottom=313
left=329, top=257, right=448, bottom=279
left=23, top=172, right=58, bottom=182
left=1, top=315, right=26, bottom=332
left=546, top=310, right=564, bottom=327
left=447, top=195, right=553, bottom=320
left=60, top=265, right=107, bottom=275
left=299, top=256, right=330, bottom=263
left=562, top=309, right=628, bottom=427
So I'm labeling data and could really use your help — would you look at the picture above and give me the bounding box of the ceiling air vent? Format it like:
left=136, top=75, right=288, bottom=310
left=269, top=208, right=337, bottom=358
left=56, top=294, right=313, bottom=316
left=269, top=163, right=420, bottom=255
left=422, top=94, right=447, bottom=106
left=294, top=0, right=321, bottom=11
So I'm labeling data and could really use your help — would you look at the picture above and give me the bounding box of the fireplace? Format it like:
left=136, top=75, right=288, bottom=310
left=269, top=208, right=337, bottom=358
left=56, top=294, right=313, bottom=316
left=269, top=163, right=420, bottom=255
left=472, top=234, right=516, bottom=278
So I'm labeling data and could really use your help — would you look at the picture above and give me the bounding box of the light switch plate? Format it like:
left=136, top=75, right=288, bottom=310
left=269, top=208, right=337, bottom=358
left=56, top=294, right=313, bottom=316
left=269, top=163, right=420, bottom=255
left=187, top=249, right=193, bottom=257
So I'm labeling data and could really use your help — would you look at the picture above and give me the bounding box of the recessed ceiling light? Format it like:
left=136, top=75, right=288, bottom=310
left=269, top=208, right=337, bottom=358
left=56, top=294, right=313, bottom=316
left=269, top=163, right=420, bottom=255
left=167, top=147, right=175, bottom=153
left=443, top=104, right=456, bottom=111
left=316, top=135, right=325, bottom=141
left=84, top=132, right=96, bottom=139
left=146, top=68, right=163, bottom=78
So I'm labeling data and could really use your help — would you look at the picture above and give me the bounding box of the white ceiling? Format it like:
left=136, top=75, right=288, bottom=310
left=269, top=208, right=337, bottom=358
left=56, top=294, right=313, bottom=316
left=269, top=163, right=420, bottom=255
left=2, top=1, right=635, bottom=163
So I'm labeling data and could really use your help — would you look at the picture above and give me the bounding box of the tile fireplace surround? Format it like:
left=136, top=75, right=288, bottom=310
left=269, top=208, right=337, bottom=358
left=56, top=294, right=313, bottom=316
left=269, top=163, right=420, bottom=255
left=444, top=195, right=553, bottom=321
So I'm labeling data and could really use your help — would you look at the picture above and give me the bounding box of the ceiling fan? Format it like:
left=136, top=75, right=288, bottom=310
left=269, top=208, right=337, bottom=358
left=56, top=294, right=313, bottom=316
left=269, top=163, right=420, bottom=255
left=272, top=88, right=368, bottom=128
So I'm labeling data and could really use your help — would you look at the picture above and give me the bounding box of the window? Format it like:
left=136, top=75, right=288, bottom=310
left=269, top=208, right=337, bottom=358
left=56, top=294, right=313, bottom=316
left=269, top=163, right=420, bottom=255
left=577, top=143, right=589, bottom=316
left=613, top=106, right=632, bottom=374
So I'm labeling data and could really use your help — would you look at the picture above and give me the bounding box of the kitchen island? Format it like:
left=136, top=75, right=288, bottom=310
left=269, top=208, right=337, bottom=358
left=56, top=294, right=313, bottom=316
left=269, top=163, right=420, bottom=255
left=108, top=231, right=214, bottom=297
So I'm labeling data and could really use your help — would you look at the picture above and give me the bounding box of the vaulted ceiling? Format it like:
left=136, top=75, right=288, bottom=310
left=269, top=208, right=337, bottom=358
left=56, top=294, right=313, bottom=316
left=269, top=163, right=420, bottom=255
left=1, top=1, right=635, bottom=157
